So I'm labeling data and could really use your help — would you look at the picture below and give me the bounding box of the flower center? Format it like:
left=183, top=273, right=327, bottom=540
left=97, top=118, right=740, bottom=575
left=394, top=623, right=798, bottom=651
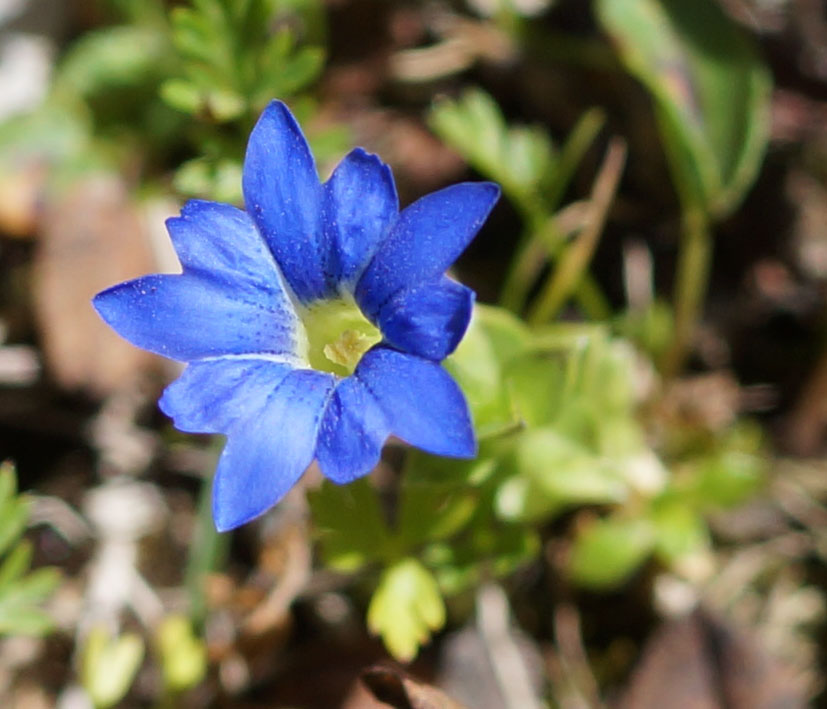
left=297, top=297, right=382, bottom=377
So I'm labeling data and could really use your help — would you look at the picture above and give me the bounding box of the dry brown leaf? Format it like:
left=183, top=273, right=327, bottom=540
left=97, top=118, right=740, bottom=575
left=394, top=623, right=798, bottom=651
left=361, top=664, right=467, bottom=709
left=32, top=173, right=161, bottom=395
left=616, top=609, right=806, bottom=709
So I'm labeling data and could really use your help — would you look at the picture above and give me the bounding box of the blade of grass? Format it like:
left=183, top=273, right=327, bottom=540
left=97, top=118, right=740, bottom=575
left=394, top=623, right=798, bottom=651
left=527, top=139, right=627, bottom=325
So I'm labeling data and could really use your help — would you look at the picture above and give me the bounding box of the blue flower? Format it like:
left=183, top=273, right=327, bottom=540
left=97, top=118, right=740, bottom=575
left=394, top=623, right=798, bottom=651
left=93, top=101, right=499, bottom=531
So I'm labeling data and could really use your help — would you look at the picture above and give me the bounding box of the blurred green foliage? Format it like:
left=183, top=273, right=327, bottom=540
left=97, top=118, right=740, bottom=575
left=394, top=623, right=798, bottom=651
left=0, top=0, right=776, bottom=668
left=0, top=0, right=345, bottom=202
left=0, top=463, right=59, bottom=637
left=81, top=626, right=145, bottom=709
left=313, top=6, right=770, bottom=649
left=596, top=0, right=771, bottom=219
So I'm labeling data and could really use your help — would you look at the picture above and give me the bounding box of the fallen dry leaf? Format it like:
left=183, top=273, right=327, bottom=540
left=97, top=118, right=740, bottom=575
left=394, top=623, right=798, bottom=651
left=616, top=608, right=806, bottom=709
left=33, top=173, right=162, bottom=395
left=361, top=664, right=467, bottom=709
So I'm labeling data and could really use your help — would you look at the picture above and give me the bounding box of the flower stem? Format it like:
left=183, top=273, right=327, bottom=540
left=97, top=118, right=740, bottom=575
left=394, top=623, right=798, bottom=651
left=185, top=448, right=230, bottom=624
left=661, top=206, right=711, bottom=378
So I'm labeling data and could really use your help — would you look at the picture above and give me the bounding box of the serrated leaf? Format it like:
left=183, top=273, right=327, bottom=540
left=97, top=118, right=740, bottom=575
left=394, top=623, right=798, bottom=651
left=5, top=567, right=61, bottom=604
left=309, top=478, right=389, bottom=572
left=170, top=7, right=218, bottom=63
left=0, top=540, right=33, bottom=591
left=268, top=45, right=325, bottom=96
left=569, top=517, right=655, bottom=589
left=596, top=0, right=771, bottom=217
left=55, top=26, right=168, bottom=97
left=174, top=157, right=243, bottom=204
left=0, top=608, right=54, bottom=636
left=159, top=79, right=202, bottom=115
left=0, top=462, right=17, bottom=502
left=430, top=89, right=555, bottom=210
left=0, top=568, right=60, bottom=635
left=0, top=496, right=28, bottom=559
left=367, top=559, right=445, bottom=662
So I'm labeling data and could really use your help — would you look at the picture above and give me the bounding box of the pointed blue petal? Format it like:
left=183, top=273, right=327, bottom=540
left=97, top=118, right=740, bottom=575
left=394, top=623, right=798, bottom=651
left=354, top=346, right=476, bottom=458
left=167, top=200, right=286, bottom=296
left=93, top=273, right=299, bottom=361
left=355, top=182, right=499, bottom=319
left=322, top=148, right=398, bottom=288
left=212, top=368, right=335, bottom=531
left=242, top=100, right=328, bottom=303
left=316, top=375, right=390, bottom=484
left=159, top=358, right=293, bottom=433
left=378, top=277, right=474, bottom=361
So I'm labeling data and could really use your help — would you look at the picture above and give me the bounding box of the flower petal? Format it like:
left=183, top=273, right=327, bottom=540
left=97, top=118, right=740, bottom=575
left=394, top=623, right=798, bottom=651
left=167, top=200, right=287, bottom=295
left=159, top=358, right=293, bottom=433
left=316, top=375, right=390, bottom=484
left=93, top=273, right=299, bottom=361
left=242, top=100, right=328, bottom=303
left=355, top=182, right=499, bottom=319
left=378, top=277, right=474, bottom=361
left=354, top=346, right=476, bottom=458
left=212, top=368, right=335, bottom=531
left=322, top=148, right=398, bottom=288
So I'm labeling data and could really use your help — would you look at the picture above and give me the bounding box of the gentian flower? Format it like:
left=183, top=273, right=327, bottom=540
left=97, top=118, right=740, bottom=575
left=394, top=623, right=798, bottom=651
left=93, top=101, right=499, bottom=531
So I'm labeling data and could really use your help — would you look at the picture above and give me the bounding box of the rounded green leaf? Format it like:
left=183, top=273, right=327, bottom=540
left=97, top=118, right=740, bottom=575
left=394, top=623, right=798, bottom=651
left=569, top=517, right=655, bottom=589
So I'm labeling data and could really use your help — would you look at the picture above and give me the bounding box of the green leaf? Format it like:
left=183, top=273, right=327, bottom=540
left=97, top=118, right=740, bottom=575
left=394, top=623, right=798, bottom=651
left=174, top=157, right=243, bottom=203
left=0, top=608, right=54, bottom=636
left=569, top=517, right=655, bottom=589
left=496, top=429, right=627, bottom=522
left=0, top=492, right=28, bottom=559
left=0, top=462, right=17, bottom=501
left=159, top=79, right=203, bottom=115
left=689, top=445, right=765, bottom=508
left=445, top=304, right=532, bottom=430
left=367, top=558, right=445, bottom=662
left=504, top=352, right=567, bottom=427
left=475, top=304, right=532, bottom=364
left=55, top=26, right=168, bottom=97
left=429, top=89, right=555, bottom=213
left=0, top=539, right=33, bottom=590
left=261, top=44, right=325, bottom=97
left=82, top=626, right=145, bottom=709
left=0, top=567, right=60, bottom=605
left=426, top=525, right=540, bottom=597
left=0, top=463, right=59, bottom=638
left=397, top=480, right=477, bottom=547
left=156, top=615, right=207, bottom=693
left=444, top=311, right=510, bottom=428
left=649, top=499, right=709, bottom=563
left=309, top=478, right=389, bottom=572
left=596, top=0, right=771, bottom=217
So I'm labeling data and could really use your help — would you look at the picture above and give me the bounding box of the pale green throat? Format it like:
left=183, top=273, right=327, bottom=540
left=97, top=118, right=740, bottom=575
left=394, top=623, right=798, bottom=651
left=296, top=298, right=382, bottom=377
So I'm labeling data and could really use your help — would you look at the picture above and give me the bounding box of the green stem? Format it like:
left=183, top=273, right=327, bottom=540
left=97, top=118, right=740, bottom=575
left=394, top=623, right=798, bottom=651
left=499, top=109, right=607, bottom=316
left=184, top=455, right=230, bottom=624
left=661, top=206, right=711, bottom=378
left=528, top=140, right=626, bottom=325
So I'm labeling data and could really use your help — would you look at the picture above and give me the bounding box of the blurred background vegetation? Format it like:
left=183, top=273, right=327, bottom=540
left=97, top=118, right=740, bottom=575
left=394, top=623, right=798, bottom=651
left=0, top=0, right=825, bottom=707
